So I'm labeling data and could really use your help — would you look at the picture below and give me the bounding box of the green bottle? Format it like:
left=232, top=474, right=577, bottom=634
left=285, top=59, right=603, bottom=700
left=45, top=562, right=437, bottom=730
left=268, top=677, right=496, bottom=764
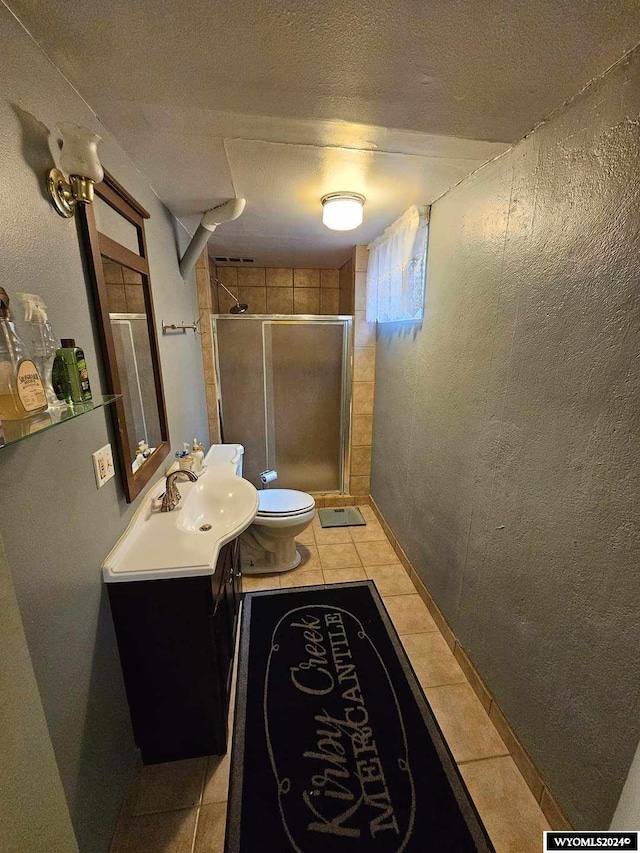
left=53, top=339, right=92, bottom=404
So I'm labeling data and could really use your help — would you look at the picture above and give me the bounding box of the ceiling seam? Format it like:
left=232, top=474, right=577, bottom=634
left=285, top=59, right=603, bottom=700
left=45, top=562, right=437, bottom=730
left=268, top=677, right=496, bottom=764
left=222, top=138, right=240, bottom=198
left=531, top=35, right=640, bottom=133
left=0, top=0, right=196, bottom=239
left=222, top=136, right=504, bottom=162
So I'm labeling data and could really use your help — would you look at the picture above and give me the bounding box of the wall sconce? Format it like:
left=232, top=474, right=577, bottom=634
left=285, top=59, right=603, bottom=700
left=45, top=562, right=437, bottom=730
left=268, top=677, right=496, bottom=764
left=47, top=123, right=104, bottom=218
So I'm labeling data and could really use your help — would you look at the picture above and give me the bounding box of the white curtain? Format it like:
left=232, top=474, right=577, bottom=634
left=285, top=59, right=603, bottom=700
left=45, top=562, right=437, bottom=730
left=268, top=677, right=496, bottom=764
left=366, top=205, right=429, bottom=323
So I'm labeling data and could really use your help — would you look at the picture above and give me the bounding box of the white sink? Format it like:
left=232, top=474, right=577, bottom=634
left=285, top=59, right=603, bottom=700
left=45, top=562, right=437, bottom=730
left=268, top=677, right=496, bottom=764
left=102, top=444, right=258, bottom=582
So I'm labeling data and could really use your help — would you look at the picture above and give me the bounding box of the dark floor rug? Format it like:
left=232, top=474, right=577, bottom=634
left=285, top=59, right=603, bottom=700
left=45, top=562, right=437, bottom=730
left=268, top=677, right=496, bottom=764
left=226, top=581, right=495, bottom=852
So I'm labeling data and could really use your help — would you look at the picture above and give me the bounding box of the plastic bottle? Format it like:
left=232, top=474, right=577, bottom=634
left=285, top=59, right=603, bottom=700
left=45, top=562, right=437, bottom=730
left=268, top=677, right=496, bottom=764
left=0, top=287, right=47, bottom=420
left=191, top=438, right=205, bottom=473
left=18, top=293, right=64, bottom=410
left=175, top=442, right=194, bottom=471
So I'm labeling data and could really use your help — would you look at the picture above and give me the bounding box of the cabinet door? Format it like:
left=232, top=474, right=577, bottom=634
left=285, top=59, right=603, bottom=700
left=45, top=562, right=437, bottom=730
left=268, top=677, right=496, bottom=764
left=109, top=574, right=226, bottom=762
left=211, top=546, right=234, bottom=716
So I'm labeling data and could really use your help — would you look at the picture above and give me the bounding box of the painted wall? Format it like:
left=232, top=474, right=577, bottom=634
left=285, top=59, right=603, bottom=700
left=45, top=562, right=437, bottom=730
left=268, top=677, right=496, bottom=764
left=0, top=536, right=79, bottom=853
left=371, top=49, right=640, bottom=829
left=611, top=739, right=640, bottom=830
left=0, top=6, right=208, bottom=851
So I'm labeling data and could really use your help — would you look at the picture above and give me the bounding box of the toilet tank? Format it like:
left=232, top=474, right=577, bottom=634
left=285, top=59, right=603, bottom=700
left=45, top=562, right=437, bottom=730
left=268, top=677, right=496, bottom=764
left=204, top=443, right=245, bottom=477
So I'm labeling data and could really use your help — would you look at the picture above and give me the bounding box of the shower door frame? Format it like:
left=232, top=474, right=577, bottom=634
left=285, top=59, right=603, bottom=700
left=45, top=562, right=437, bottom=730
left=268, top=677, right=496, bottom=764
left=211, top=314, right=353, bottom=495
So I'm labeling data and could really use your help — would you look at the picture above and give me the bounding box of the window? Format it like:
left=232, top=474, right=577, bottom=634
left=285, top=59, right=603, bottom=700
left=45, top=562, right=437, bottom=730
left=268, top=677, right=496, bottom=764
left=366, top=205, right=429, bottom=323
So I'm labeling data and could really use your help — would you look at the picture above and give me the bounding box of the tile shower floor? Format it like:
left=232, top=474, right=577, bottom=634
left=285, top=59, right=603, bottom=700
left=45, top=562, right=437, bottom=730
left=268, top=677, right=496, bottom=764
left=111, top=505, right=551, bottom=853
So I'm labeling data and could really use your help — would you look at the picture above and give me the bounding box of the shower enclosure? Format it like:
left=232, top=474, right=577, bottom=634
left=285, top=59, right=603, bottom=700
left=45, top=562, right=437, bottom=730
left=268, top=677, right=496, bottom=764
left=212, top=315, right=352, bottom=493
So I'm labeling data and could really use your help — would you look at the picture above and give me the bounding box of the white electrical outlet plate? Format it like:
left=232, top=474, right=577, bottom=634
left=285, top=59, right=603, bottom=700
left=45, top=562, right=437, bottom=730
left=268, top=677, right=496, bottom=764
left=92, top=443, right=115, bottom=489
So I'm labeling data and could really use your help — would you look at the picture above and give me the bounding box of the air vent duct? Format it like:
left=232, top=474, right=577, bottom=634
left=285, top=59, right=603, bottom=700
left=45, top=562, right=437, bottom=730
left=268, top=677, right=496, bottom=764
left=178, top=198, right=246, bottom=278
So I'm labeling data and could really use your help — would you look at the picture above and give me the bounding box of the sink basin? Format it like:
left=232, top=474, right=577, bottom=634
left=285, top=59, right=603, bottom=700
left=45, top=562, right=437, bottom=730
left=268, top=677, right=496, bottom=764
left=177, top=474, right=255, bottom=533
left=102, top=444, right=258, bottom=582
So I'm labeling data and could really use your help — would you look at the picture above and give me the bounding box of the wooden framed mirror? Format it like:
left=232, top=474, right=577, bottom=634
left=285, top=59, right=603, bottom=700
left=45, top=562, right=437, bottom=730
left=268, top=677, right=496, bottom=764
left=80, top=171, right=170, bottom=502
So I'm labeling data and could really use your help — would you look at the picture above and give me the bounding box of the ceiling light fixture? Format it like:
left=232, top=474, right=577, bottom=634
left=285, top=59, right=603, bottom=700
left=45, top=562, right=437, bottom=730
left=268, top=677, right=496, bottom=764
left=321, top=192, right=365, bottom=231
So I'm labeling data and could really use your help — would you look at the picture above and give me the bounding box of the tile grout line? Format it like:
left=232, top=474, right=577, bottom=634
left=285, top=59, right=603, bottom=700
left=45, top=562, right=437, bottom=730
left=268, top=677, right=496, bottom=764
left=189, top=758, right=209, bottom=853
left=396, top=627, right=441, bottom=636
left=128, top=803, right=201, bottom=820
left=456, top=752, right=511, bottom=767
left=190, top=808, right=201, bottom=853
left=415, top=677, right=469, bottom=689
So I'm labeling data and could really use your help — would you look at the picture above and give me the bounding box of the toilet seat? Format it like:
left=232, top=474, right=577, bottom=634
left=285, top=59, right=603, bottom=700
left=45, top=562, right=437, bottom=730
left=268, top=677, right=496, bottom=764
left=256, top=488, right=315, bottom=517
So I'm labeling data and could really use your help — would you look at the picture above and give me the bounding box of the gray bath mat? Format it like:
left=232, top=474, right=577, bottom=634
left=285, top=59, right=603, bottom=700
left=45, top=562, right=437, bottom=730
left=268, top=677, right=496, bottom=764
left=318, top=506, right=366, bottom=527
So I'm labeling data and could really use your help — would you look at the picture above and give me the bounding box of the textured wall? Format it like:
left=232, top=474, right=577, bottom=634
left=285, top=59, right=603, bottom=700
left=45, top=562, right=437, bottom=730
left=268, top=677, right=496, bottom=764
left=0, top=6, right=208, bottom=852
left=371, top=50, right=640, bottom=829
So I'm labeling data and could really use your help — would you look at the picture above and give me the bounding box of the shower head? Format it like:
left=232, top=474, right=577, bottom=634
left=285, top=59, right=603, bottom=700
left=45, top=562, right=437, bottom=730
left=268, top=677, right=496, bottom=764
left=214, top=278, right=248, bottom=315
left=178, top=197, right=247, bottom=278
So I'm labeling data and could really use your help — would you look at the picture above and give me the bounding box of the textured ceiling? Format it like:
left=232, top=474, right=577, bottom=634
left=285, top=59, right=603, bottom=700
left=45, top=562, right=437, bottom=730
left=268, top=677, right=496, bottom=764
left=9, top=0, right=640, bottom=265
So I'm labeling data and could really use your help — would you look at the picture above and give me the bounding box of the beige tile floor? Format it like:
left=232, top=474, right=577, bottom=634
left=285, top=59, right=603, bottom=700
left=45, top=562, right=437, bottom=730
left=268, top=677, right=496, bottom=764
left=112, top=505, right=550, bottom=852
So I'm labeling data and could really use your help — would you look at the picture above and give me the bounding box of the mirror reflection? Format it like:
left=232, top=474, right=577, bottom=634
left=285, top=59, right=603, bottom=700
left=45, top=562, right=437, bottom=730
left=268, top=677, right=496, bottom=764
left=103, top=257, right=162, bottom=472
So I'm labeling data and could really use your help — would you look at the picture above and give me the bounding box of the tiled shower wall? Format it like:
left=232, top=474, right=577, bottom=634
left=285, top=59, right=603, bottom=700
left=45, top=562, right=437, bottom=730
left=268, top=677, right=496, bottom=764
left=338, top=254, right=354, bottom=314
left=211, top=266, right=340, bottom=314
left=195, top=250, right=221, bottom=445
left=349, top=246, right=376, bottom=497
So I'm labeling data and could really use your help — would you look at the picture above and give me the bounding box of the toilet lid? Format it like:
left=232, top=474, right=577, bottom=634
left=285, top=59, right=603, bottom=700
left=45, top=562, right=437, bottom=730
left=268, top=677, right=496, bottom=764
left=257, top=489, right=315, bottom=516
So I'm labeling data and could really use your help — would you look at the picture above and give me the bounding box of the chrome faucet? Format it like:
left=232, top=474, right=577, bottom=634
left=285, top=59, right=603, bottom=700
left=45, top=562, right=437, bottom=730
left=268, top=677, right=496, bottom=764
left=160, top=469, right=198, bottom=512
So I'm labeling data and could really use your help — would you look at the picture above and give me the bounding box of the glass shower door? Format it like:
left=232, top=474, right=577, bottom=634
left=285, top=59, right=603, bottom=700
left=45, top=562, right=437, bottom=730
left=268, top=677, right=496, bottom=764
left=263, top=320, right=346, bottom=491
left=213, top=316, right=351, bottom=493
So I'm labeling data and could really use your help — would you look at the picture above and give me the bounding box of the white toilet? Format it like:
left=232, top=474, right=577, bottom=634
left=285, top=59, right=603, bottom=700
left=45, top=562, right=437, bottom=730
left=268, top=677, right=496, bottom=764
left=240, top=488, right=316, bottom=574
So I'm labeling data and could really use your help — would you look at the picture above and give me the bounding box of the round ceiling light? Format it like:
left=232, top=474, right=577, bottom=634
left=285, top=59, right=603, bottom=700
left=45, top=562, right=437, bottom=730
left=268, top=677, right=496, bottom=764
left=321, top=192, right=366, bottom=231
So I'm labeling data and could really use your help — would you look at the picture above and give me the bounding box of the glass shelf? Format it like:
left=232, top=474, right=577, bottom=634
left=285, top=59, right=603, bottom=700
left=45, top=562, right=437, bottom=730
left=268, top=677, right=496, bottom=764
left=0, top=395, right=121, bottom=449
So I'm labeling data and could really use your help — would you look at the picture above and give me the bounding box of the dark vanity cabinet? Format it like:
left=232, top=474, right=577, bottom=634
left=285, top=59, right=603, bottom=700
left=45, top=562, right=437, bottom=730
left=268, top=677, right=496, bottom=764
left=107, top=539, right=242, bottom=764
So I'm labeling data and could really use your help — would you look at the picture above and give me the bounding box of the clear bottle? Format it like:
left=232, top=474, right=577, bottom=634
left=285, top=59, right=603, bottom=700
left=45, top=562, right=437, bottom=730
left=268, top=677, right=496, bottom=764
left=0, top=287, right=48, bottom=420
left=18, top=293, right=64, bottom=410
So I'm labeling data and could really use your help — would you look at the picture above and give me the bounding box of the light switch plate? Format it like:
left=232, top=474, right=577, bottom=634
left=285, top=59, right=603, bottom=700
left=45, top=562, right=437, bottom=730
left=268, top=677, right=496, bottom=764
left=92, top=443, right=115, bottom=488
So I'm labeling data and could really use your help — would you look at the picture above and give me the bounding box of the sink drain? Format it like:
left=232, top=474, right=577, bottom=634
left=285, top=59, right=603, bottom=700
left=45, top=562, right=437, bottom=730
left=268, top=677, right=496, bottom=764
left=199, top=524, right=212, bottom=531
